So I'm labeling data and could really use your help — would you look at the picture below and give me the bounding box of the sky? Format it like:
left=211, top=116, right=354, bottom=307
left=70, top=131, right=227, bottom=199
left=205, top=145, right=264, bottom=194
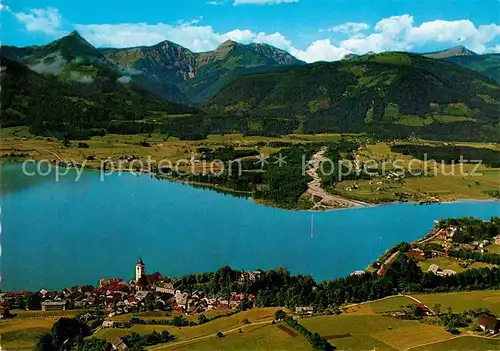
left=1, top=0, right=500, bottom=62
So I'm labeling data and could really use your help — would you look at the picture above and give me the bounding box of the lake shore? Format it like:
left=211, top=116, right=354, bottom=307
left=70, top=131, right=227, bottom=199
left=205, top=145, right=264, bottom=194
left=2, top=159, right=499, bottom=213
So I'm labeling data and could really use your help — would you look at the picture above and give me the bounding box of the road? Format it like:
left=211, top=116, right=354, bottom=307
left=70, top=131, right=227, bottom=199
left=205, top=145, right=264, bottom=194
left=306, top=148, right=369, bottom=209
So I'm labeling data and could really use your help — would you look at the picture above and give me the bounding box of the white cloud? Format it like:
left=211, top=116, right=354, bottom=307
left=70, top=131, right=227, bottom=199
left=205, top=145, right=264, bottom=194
left=234, top=0, right=298, bottom=5
left=223, top=29, right=255, bottom=42
left=76, top=23, right=293, bottom=53
left=339, top=15, right=414, bottom=53
left=76, top=23, right=223, bottom=51
left=292, top=39, right=349, bottom=62
left=207, top=0, right=225, bottom=5
left=117, top=76, right=132, bottom=84
left=29, top=53, right=66, bottom=75
left=326, top=22, right=370, bottom=35
left=12, top=6, right=500, bottom=63
left=335, top=15, right=500, bottom=55
left=0, top=0, right=11, bottom=13
left=75, top=14, right=500, bottom=62
left=253, top=32, right=294, bottom=51
left=69, top=71, right=94, bottom=83
left=14, top=7, right=62, bottom=35
left=486, top=44, right=500, bottom=53
left=407, top=20, right=500, bottom=53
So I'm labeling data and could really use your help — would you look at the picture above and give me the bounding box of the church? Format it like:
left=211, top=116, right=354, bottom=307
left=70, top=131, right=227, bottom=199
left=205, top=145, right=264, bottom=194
left=133, top=257, right=162, bottom=290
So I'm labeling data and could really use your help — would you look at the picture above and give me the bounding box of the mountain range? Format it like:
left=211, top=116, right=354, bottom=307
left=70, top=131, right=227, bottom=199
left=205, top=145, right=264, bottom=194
left=1, top=32, right=499, bottom=141
left=2, top=31, right=303, bottom=105
left=206, top=51, right=500, bottom=140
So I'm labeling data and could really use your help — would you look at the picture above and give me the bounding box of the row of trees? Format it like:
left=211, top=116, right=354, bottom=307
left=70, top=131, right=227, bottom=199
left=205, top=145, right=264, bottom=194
left=283, top=315, right=335, bottom=350
left=176, top=253, right=500, bottom=311
left=449, top=250, right=500, bottom=265
left=391, top=144, right=500, bottom=167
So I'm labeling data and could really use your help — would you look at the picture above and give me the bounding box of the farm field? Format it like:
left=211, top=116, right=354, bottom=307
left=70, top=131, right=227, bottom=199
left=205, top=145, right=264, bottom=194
left=411, top=290, right=500, bottom=315
left=410, top=336, right=500, bottom=351
left=151, top=323, right=311, bottom=351
left=345, top=296, right=416, bottom=315
left=108, top=308, right=236, bottom=323
left=299, top=314, right=453, bottom=351
left=418, top=256, right=497, bottom=273
left=4, top=294, right=500, bottom=350
left=94, top=308, right=282, bottom=342
left=333, top=142, right=500, bottom=203
left=0, top=318, right=55, bottom=350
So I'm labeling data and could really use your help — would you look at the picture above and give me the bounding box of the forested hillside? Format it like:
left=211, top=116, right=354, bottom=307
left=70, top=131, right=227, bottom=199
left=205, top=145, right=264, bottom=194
left=445, top=54, right=500, bottom=84
left=0, top=57, right=196, bottom=139
left=206, top=52, right=500, bottom=141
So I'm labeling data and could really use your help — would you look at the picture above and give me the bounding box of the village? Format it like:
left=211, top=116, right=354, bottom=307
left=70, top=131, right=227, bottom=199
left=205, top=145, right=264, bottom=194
left=0, top=258, right=269, bottom=322
left=364, top=218, right=500, bottom=279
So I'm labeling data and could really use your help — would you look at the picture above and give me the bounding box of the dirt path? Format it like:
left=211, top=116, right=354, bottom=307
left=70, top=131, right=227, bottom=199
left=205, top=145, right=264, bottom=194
left=306, top=147, right=369, bottom=210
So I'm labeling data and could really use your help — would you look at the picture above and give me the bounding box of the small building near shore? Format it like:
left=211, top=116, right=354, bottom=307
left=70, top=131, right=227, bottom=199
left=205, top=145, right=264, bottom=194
left=477, top=315, right=500, bottom=334
left=41, top=300, right=67, bottom=311
left=102, top=320, right=115, bottom=328
left=295, top=306, right=314, bottom=316
left=112, top=337, right=128, bottom=351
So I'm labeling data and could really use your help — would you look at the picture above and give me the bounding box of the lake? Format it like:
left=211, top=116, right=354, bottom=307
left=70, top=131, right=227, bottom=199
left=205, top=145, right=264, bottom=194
left=1, top=162, right=499, bottom=291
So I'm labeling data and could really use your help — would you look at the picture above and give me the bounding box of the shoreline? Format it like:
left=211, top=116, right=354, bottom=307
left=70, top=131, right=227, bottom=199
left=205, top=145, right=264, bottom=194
left=2, top=160, right=499, bottom=212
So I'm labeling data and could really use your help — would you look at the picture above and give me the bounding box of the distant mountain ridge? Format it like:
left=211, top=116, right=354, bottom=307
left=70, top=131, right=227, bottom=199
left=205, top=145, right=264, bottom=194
left=422, top=46, right=500, bottom=83
left=102, top=38, right=304, bottom=103
left=3, top=31, right=304, bottom=105
left=3, top=34, right=500, bottom=142
left=206, top=51, right=500, bottom=141
left=423, top=45, right=477, bottom=59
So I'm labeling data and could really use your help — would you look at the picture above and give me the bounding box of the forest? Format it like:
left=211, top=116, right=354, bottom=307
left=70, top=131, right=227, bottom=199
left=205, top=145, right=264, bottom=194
left=391, top=144, right=500, bottom=167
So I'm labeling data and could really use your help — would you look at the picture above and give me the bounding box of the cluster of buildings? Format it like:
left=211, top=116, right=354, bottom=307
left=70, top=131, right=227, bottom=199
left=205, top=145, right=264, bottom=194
left=435, top=226, right=497, bottom=253
left=427, top=264, right=456, bottom=277
left=0, top=258, right=256, bottom=318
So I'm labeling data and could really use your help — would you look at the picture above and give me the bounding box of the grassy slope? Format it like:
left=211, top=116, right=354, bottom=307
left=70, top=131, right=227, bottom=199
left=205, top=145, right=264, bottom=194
left=94, top=307, right=282, bottom=342
left=330, top=141, right=500, bottom=203
left=446, top=54, right=500, bottom=83
left=410, top=336, right=500, bottom=351
left=0, top=56, right=195, bottom=135
left=301, top=314, right=452, bottom=351
left=153, top=323, right=311, bottom=351
left=411, top=290, right=500, bottom=315
left=418, top=256, right=497, bottom=273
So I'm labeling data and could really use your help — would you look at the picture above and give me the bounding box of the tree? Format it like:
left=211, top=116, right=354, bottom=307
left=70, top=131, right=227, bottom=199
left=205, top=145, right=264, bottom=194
left=198, top=314, right=208, bottom=325
left=26, top=293, right=42, bottom=310
left=18, top=298, right=27, bottom=310
left=34, top=333, right=56, bottom=351
left=172, top=315, right=187, bottom=327
left=51, top=317, right=91, bottom=348
left=274, top=310, right=287, bottom=321
left=433, top=303, right=441, bottom=316
left=76, top=338, right=109, bottom=351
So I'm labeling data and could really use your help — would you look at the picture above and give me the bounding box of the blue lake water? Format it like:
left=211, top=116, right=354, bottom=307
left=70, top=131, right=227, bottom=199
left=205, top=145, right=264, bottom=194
left=1, top=162, right=499, bottom=291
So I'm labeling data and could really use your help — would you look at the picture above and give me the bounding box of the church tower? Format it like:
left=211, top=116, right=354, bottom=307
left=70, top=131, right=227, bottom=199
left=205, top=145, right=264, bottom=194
left=135, top=257, right=146, bottom=282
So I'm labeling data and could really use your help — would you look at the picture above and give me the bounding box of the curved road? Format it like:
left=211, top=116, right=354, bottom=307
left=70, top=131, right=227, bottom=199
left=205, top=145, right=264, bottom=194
left=306, top=147, right=369, bottom=209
